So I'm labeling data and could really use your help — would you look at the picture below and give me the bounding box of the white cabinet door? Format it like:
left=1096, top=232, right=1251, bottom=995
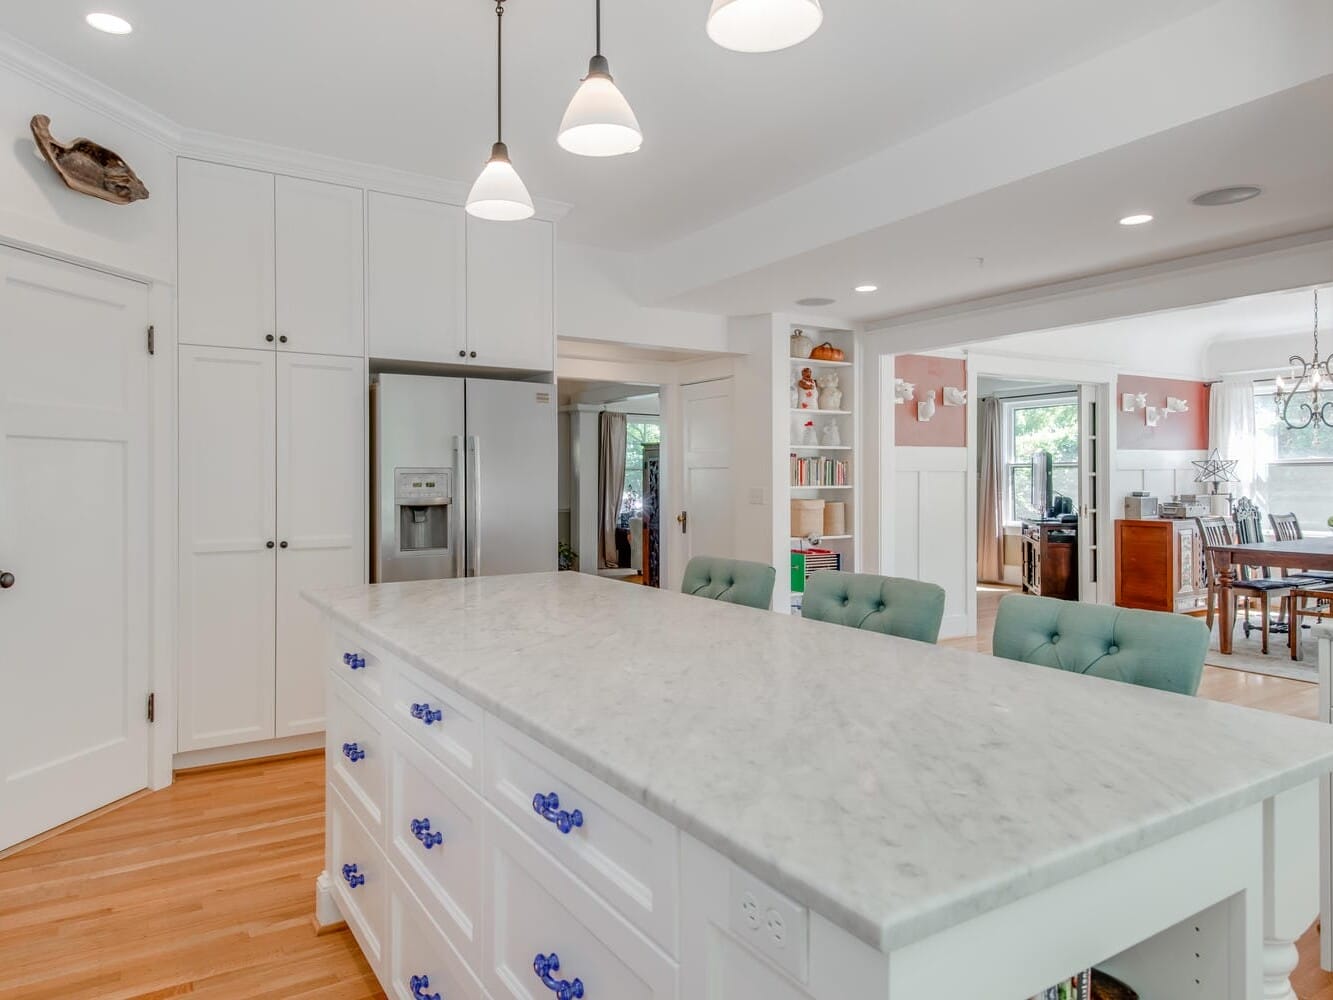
left=178, top=159, right=276, bottom=351
left=682, top=378, right=736, bottom=582
left=276, top=176, right=365, bottom=358
left=0, top=247, right=152, bottom=851
left=178, top=346, right=277, bottom=751
left=368, top=192, right=467, bottom=365
left=466, top=217, right=554, bottom=371
left=275, top=352, right=364, bottom=738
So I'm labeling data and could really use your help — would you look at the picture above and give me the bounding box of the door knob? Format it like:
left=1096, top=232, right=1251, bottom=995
left=0, top=571, right=14, bottom=589
left=676, top=511, right=688, bottom=534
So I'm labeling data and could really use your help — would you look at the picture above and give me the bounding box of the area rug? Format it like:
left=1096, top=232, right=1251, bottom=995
left=1206, top=615, right=1318, bottom=683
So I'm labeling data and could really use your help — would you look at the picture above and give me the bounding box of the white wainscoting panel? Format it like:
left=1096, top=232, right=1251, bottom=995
left=1114, top=450, right=1208, bottom=515
left=892, top=447, right=970, bottom=638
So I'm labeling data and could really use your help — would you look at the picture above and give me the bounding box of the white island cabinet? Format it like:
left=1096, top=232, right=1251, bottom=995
left=306, top=574, right=1333, bottom=1000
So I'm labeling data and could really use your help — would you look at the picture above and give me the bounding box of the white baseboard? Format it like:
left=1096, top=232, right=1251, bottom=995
left=173, top=731, right=324, bottom=771
left=314, top=871, right=342, bottom=932
left=938, top=613, right=972, bottom=641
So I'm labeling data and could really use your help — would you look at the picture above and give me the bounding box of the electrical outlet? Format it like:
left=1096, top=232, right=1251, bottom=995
left=748, top=487, right=767, bottom=506
left=729, top=867, right=809, bottom=982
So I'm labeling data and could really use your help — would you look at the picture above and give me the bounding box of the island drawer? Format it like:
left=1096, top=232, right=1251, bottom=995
left=330, top=783, right=389, bottom=974
left=328, top=676, right=389, bottom=836
left=388, top=660, right=484, bottom=790
left=387, top=866, right=487, bottom=1000
left=388, top=728, right=486, bottom=972
left=332, top=630, right=386, bottom=701
left=483, top=716, right=679, bottom=956
left=484, top=810, right=677, bottom=1000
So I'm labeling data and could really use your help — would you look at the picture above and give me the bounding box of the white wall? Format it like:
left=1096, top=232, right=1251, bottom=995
left=892, top=446, right=970, bottom=638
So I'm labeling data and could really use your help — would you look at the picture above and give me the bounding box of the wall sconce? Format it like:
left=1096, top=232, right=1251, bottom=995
left=894, top=378, right=916, bottom=405
left=1146, top=396, right=1190, bottom=427
left=1165, top=396, right=1190, bottom=414
left=1122, top=392, right=1148, bottom=412
left=942, top=386, right=967, bottom=406
left=917, top=390, right=937, bottom=422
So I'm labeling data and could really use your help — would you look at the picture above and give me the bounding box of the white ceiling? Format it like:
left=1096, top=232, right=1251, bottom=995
left=0, top=0, right=1219, bottom=249
left=665, top=78, right=1333, bottom=322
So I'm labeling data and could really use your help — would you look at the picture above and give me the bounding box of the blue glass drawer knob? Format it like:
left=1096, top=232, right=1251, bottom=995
left=410, top=817, right=444, bottom=850
left=343, top=652, right=366, bottom=670
left=534, top=953, right=584, bottom=999
left=341, top=863, right=365, bottom=889
left=532, top=792, right=584, bottom=835
left=341, top=742, right=365, bottom=763
left=409, top=974, right=441, bottom=1000
left=410, top=702, right=443, bottom=725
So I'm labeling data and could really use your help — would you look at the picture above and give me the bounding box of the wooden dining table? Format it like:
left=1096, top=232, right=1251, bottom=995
left=1215, top=537, right=1333, bottom=653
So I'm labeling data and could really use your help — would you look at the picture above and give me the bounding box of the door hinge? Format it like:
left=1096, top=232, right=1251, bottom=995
left=146, top=325, right=155, bottom=356
left=147, top=692, right=156, bottom=723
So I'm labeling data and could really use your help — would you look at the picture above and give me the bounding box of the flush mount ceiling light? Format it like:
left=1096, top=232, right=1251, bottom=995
left=558, top=0, right=642, bottom=157
left=1192, top=185, right=1262, bottom=207
left=706, top=0, right=823, bottom=53
left=1119, top=213, right=1154, bottom=226
left=853, top=284, right=878, bottom=293
left=466, top=0, right=535, bottom=222
left=795, top=297, right=835, bottom=307
left=85, top=12, right=132, bottom=34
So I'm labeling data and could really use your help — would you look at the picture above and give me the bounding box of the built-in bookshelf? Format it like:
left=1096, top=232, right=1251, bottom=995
left=788, top=324, right=857, bottom=613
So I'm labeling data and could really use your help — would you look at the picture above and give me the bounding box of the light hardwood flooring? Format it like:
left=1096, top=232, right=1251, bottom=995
left=0, top=594, right=1328, bottom=998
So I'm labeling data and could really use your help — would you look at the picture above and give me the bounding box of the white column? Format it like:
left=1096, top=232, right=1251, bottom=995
left=1263, top=781, right=1320, bottom=999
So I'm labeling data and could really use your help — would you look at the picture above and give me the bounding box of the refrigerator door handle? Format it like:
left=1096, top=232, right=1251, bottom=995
left=466, top=434, right=480, bottom=577
left=453, top=434, right=465, bottom=579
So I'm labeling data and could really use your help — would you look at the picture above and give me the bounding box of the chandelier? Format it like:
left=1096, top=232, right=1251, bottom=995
left=1275, top=289, right=1333, bottom=431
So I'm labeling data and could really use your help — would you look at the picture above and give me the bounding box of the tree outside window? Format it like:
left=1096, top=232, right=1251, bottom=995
left=621, top=420, right=661, bottom=523
left=1253, top=384, right=1333, bottom=535
left=1004, top=398, right=1079, bottom=521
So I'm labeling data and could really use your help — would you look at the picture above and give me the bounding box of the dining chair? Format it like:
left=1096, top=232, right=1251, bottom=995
left=1195, top=514, right=1299, bottom=655
left=801, top=571, right=946, bottom=643
left=680, top=556, right=776, bottom=611
left=992, top=593, right=1208, bottom=695
left=1270, top=512, right=1333, bottom=658
left=1269, top=512, right=1333, bottom=581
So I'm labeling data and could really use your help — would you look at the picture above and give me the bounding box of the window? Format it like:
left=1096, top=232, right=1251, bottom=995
left=621, top=419, right=661, bottom=522
left=1253, top=383, right=1333, bottom=535
left=1003, top=397, right=1079, bottom=522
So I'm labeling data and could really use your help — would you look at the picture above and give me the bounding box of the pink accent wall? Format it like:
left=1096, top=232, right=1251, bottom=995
left=896, top=355, right=968, bottom=447
left=1117, top=374, right=1210, bottom=450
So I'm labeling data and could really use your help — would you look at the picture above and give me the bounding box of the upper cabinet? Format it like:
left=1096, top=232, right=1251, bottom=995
left=276, top=176, right=365, bottom=357
left=367, top=192, right=467, bottom=365
left=467, top=216, right=555, bottom=371
left=178, top=159, right=365, bottom=357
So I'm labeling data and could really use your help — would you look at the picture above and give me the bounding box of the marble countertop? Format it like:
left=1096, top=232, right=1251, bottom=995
left=306, top=573, right=1333, bottom=953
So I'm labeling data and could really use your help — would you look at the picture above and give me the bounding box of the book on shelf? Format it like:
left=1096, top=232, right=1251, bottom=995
left=789, top=453, right=850, bottom=487
left=1030, top=969, right=1091, bottom=1000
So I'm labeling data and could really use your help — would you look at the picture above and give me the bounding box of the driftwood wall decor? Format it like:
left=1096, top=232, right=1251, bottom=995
left=29, top=114, right=149, bottom=205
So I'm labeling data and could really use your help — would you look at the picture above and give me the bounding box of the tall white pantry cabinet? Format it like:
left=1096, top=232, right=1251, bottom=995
left=177, top=158, right=367, bottom=753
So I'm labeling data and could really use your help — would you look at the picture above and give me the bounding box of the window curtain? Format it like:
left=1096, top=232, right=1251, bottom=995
left=1209, top=379, right=1259, bottom=501
left=977, top=397, right=1005, bottom=583
left=598, top=411, right=628, bottom=569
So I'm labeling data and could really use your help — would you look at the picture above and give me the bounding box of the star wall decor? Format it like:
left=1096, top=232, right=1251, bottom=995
left=1192, top=449, right=1239, bottom=490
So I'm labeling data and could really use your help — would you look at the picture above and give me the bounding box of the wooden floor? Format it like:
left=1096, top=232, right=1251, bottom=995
left=0, top=592, right=1327, bottom=998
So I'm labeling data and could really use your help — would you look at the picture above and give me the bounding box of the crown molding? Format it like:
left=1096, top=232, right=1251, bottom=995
left=0, top=29, right=180, bottom=147
left=0, top=29, right=572, bottom=222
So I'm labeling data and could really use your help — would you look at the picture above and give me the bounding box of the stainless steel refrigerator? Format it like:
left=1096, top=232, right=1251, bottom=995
left=370, top=374, right=556, bottom=582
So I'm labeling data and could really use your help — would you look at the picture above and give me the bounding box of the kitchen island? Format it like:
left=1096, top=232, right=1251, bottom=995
left=307, top=573, right=1333, bottom=1000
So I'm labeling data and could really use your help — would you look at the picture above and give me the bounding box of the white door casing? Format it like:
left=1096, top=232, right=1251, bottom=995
left=681, top=379, right=734, bottom=567
left=275, top=352, right=365, bottom=737
left=0, top=245, right=152, bottom=850
left=177, top=345, right=277, bottom=751
left=1077, top=383, right=1102, bottom=604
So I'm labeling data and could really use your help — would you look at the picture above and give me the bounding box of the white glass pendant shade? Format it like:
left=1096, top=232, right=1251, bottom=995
left=466, top=142, right=535, bottom=221
left=706, top=0, right=823, bottom=52
left=558, top=56, right=642, bottom=157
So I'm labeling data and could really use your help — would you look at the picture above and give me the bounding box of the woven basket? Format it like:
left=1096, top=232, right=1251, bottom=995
left=791, top=499, right=825, bottom=538
left=822, top=502, right=846, bottom=536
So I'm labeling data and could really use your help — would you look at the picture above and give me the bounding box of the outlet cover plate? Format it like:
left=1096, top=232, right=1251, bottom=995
left=728, top=866, right=809, bottom=983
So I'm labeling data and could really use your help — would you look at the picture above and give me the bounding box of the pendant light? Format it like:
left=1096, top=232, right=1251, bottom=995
left=706, top=0, right=823, bottom=53
left=467, top=0, right=535, bottom=221
left=558, top=0, right=642, bottom=157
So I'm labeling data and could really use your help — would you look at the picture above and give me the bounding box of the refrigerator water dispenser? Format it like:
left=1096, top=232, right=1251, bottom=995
left=395, top=468, right=451, bottom=554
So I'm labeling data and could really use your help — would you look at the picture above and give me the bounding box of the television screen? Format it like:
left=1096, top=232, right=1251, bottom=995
left=1031, top=450, right=1053, bottom=518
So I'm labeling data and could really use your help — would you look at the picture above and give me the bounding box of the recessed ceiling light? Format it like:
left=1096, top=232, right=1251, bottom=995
left=1119, top=213, right=1153, bottom=226
left=86, top=12, right=133, bottom=34
left=853, top=284, right=878, bottom=293
left=1192, top=185, right=1262, bottom=207
left=795, top=296, right=835, bottom=307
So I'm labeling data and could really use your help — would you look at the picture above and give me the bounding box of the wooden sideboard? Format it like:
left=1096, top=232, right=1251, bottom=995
left=1114, top=518, right=1208, bottom=615
left=1020, top=519, right=1078, bottom=601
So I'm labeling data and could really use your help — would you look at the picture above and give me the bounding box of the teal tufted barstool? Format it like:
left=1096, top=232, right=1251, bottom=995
left=801, top=571, right=946, bottom=643
left=992, top=593, right=1208, bottom=695
left=680, top=556, right=776, bottom=611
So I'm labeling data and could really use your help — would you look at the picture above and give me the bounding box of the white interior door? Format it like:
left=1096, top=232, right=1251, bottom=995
left=178, top=345, right=277, bottom=751
left=1078, top=383, right=1102, bottom=603
left=275, top=353, right=365, bottom=737
left=276, top=175, right=365, bottom=358
left=0, top=245, right=151, bottom=850
left=680, top=379, right=734, bottom=568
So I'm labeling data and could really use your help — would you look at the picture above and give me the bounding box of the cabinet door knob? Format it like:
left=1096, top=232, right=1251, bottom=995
left=279, top=540, right=289, bottom=549
left=0, top=571, right=14, bottom=589
left=410, top=817, right=444, bottom=850
left=266, top=540, right=275, bottom=549
left=410, top=702, right=443, bottom=725
left=533, top=792, right=584, bottom=834
left=265, top=334, right=275, bottom=343
left=340, top=863, right=365, bottom=888
left=534, top=954, right=584, bottom=999
left=341, top=742, right=365, bottom=762
left=469, top=351, right=477, bottom=358
left=278, top=335, right=288, bottom=344
left=458, top=350, right=467, bottom=358
left=410, top=975, right=441, bottom=1000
